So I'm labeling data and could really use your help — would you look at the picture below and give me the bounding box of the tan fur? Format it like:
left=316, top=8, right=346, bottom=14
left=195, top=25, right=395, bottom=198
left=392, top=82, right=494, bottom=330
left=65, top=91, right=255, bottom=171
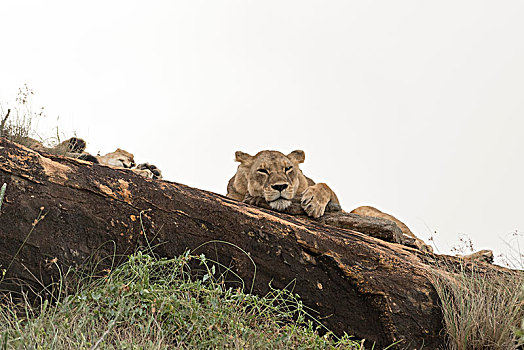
left=351, top=206, right=494, bottom=262
left=136, top=163, right=162, bottom=180
left=131, top=168, right=155, bottom=179
left=461, top=249, right=494, bottom=264
left=26, top=137, right=86, bottom=154
left=351, top=206, right=434, bottom=253
left=23, top=137, right=159, bottom=179
left=96, top=149, right=155, bottom=178
left=26, top=138, right=48, bottom=152
left=96, top=148, right=136, bottom=169
left=227, top=150, right=339, bottom=218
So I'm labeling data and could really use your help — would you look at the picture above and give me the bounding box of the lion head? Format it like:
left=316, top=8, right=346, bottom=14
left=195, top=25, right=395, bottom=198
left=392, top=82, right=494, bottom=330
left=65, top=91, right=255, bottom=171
left=97, top=148, right=136, bottom=168
left=231, top=150, right=309, bottom=211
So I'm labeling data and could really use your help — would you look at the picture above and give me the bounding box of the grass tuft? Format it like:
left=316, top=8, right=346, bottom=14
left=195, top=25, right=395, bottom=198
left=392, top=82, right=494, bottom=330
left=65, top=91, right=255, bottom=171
left=1, top=84, right=45, bottom=146
left=0, top=183, right=6, bottom=212
left=428, top=260, right=524, bottom=350
left=1, top=85, right=75, bottom=155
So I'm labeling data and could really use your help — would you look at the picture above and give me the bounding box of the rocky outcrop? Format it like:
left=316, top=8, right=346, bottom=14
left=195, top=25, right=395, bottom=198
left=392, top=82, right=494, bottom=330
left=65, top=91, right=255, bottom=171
left=0, top=137, right=499, bottom=348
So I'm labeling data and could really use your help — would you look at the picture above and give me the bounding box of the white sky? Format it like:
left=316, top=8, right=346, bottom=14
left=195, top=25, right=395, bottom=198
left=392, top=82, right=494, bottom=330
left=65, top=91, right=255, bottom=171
left=1, top=1, right=523, bottom=266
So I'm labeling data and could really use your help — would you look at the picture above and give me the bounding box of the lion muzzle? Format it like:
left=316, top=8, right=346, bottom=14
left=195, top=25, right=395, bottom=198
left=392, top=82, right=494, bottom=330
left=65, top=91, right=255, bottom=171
left=265, top=182, right=295, bottom=211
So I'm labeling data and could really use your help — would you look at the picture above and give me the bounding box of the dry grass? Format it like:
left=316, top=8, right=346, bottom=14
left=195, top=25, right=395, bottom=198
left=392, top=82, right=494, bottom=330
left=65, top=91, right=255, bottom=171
left=1, top=84, right=74, bottom=155
left=428, top=260, right=524, bottom=350
left=1, top=84, right=45, bottom=146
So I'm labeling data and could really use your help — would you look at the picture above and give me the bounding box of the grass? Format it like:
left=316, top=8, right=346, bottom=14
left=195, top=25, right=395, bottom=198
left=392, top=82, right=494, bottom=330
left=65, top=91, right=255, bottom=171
left=0, top=183, right=6, bottom=212
left=5, top=83, right=524, bottom=348
left=0, top=251, right=364, bottom=349
left=1, top=84, right=45, bottom=146
left=428, top=260, right=524, bottom=350
left=0, top=86, right=364, bottom=348
left=1, top=84, right=73, bottom=155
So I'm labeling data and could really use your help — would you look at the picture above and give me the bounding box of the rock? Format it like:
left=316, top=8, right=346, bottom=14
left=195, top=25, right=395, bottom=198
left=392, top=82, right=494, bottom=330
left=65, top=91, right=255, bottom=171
left=0, top=137, right=506, bottom=349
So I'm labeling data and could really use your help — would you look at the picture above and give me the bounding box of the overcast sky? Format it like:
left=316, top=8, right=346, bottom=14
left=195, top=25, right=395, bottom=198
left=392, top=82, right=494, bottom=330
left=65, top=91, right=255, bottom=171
left=1, top=1, right=523, bottom=266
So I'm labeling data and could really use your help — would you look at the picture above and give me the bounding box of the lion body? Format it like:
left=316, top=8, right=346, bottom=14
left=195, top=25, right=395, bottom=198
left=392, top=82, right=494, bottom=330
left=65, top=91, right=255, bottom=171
left=461, top=249, right=494, bottom=264
left=95, top=149, right=162, bottom=179
left=226, top=150, right=339, bottom=218
left=351, top=206, right=494, bottom=262
left=25, top=137, right=87, bottom=156
left=23, top=137, right=162, bottom=180
left=96, top=148, right=136, bottom=169
left=351, top=206, right=433, bottom=253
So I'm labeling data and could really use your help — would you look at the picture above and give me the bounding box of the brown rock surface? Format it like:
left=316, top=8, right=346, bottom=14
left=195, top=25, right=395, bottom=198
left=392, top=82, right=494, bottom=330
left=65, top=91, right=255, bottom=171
left=0, top=137, right=490, bottom=349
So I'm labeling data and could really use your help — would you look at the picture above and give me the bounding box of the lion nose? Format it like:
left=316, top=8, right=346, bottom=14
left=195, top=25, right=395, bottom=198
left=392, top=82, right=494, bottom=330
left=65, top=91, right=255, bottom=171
left=271, top=184, right=288, bottom=192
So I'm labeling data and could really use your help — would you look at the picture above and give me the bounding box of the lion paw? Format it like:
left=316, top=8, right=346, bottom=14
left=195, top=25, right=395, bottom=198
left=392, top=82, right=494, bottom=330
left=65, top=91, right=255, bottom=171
left=243, top=194, right=269, bottom=208
left=131, top=168, right=154, bottom=179
left=301, top=184, right=331, bottom=218
left=136, top=163, right=162, bottom=179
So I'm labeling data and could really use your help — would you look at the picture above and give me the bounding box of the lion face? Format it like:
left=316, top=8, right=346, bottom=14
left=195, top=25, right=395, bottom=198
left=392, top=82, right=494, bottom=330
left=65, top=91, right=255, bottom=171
left=97, top=148, right=136, bottom=168
left=235, top=150, right=306, bottom=211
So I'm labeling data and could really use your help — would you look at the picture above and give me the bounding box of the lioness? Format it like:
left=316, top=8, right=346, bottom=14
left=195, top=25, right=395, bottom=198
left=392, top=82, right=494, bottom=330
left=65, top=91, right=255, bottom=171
left=227, top=150, right=339, bottom=218
left=94, top=149, right=162, bottom=179
left=96, top=148, right=136, bottom=168
left=27, top=136, right=87, bottom=155
left=16, top=135, right=162, bottom=179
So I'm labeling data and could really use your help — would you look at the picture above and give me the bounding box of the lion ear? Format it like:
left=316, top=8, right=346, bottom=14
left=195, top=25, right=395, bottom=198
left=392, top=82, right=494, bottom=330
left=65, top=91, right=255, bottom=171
left=287, top=150, right=305, bottom=164
left=235, top=151, right=253, bottom=164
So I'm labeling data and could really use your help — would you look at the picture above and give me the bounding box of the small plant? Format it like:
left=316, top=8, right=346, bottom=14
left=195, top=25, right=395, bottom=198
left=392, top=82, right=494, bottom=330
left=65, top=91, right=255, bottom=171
left=0, top=84, right=47, bottom=147
left=0, top=183, right=6, bottom=212
left=450, top=233, right=475, bottom=255
left=1, top=85, right=83, bottom=157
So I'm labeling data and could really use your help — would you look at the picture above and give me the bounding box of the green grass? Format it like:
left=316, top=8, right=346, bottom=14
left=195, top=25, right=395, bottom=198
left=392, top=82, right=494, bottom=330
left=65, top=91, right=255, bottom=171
left=0, top=251, right=364, bottom=349
left=0, top=86, right=364, bottom=348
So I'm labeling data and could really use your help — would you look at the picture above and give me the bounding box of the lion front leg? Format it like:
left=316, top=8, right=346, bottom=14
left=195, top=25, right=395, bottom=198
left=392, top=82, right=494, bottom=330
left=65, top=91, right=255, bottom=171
left=243, top=193, right=271, bottom=209
left=300, top=183, right=339, bottom=218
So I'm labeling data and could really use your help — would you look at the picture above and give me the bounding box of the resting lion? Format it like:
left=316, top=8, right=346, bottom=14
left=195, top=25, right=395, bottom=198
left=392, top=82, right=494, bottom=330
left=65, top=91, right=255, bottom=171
left=226, top=150, right=339, bottom=218
left=226, top=150, right=493, bottom=262
left=96, top=148, right=135, bottom=168
left=27, top=136, right=90, bottom=157
left=93, top=148, right=163, bottom=179
left=25, top=137, right=162, bottom=180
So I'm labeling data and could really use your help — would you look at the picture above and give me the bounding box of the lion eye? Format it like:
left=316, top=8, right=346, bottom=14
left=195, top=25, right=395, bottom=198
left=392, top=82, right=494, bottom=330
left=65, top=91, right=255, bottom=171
left=257, top=169, right=269, bottom=175
left=285, top=166, right=293, bottom=172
